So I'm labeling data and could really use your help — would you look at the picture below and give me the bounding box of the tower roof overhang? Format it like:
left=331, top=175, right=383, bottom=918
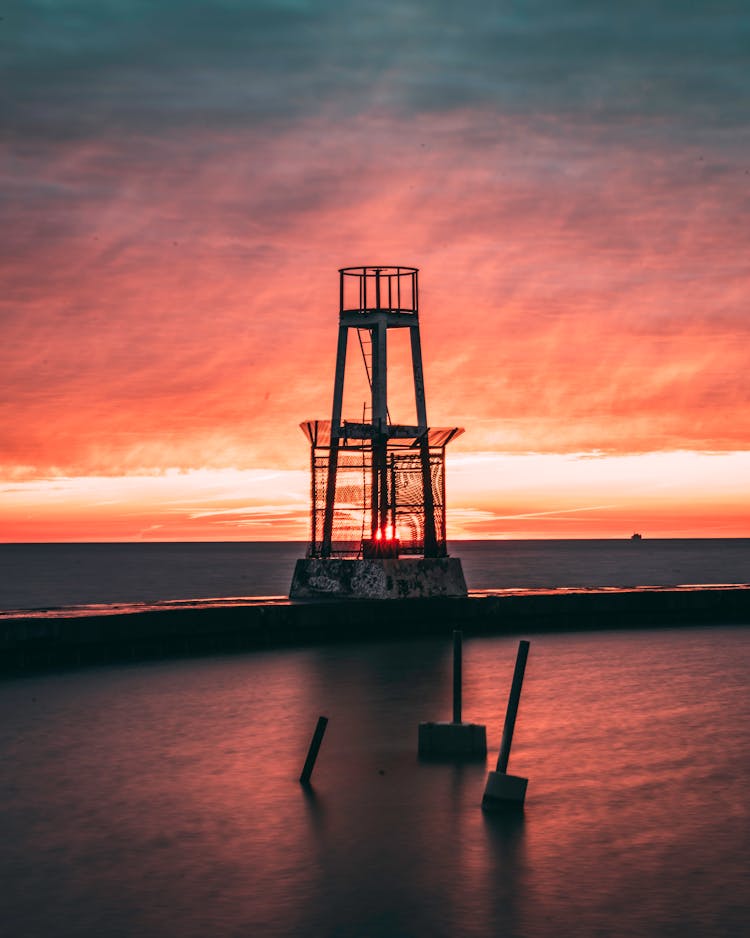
left=300, top=420, right=463, bottom=449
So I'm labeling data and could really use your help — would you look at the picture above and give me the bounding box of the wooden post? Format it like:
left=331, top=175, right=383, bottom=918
left=452, top=629, right=462, bottom=724
left=496, top=640, right=530, bottom=774
left=300, top=716, right=328, bottom=785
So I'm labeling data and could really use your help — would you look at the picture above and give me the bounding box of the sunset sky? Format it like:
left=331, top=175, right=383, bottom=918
left=2, top=1, right=749, bottom=541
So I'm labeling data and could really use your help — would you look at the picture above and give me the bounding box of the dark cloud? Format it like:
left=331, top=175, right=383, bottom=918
left=3, top=1, right=749, bottom=143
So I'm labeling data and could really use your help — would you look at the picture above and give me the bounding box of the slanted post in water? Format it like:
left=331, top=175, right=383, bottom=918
left=453, top=629, right=462, bottom=724
left=482, top=640, right=531, bottom=810
left=496, top=639, right=530, bottom=773
left=300, top=715, right=328, bottom=785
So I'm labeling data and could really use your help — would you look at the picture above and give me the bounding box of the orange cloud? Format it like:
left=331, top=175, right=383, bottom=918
left=2, top=110, right=748, bottom=539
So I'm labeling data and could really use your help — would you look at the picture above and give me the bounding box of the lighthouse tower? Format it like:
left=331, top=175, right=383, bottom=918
left=289, top=266, right=467, bottom=599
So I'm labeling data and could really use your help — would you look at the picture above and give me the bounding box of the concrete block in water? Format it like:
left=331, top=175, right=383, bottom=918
left=481, top=770, right=528, bottom=809
left=418, top=721, right=487, bottom=759
left=289, top=557, right=468, bottom=600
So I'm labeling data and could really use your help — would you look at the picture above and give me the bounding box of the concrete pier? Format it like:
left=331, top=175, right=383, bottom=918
left=2, top=586, right=749, bottom=675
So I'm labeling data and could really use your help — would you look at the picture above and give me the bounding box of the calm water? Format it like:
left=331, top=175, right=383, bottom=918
left=1, top=627, right=748, bottom=937
left=1, top=539, right=750, bottom=611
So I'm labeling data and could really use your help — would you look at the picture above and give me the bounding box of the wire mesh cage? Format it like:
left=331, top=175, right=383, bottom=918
left=308, top=440, right=447, bottom=558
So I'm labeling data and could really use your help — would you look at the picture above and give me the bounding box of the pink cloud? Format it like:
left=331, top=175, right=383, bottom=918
left=2, top=111, right=748, bottom=490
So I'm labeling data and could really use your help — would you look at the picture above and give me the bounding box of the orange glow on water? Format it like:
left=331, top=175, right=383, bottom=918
left=2, top=633, right=748, bottom=935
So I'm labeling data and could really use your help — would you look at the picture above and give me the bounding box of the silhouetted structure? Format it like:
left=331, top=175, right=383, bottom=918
left=290, top=266, right=467, bottom=599
left=301, top=266, right=462, bottom=559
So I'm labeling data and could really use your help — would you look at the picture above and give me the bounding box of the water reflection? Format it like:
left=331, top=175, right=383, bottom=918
left=1, top=628, right=748, bottom=936
left=481, top=809, right=527, bottom=937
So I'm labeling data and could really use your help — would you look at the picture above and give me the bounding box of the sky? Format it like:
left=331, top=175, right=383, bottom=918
left=2, top=1, right=749, bottom=541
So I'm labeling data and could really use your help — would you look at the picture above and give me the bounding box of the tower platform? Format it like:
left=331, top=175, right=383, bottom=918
left=289, top=557, right=467, bottom=600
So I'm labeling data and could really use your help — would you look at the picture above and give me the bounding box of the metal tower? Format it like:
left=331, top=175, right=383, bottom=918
left=299, top=265, right=463, bottom=561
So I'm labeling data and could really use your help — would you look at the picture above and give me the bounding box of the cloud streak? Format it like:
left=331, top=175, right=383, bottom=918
left=2, top=2, right=749, bottom=537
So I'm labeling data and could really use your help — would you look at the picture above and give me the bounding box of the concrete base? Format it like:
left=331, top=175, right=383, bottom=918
left=418, top=721, right=487, bottom=759
left=289, top=557, right=468, bottom=600
left=481, top=770, right=528, bottom=810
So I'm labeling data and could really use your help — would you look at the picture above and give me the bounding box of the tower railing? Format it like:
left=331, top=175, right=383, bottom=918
left=339, top=266, right=418, bottom=315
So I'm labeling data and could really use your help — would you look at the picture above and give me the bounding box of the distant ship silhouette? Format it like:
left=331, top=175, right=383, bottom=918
left=630, top=532, right=643, bottom=541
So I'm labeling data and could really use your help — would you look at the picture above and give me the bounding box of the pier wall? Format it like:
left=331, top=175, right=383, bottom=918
left=2, top=588, right=749, bottom=675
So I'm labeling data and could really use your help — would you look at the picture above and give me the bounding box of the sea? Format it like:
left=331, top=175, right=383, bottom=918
left=1, top=538, right=749, bottom=613
left=1, top=540, right=749, bottom=937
